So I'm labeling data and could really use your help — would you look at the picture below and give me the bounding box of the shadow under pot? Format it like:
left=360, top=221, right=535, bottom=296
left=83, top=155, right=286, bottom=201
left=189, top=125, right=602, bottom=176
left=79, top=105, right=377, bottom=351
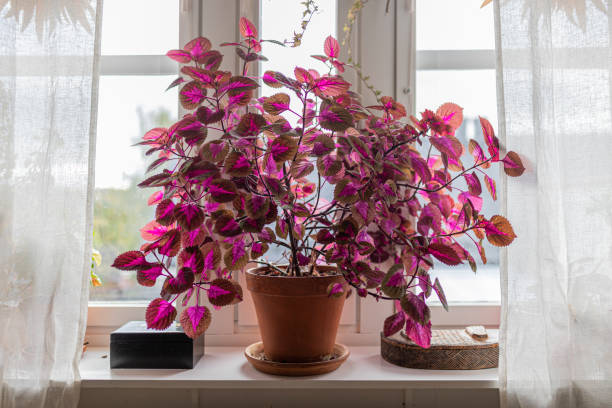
left=245, top=265, right=348, bottom=364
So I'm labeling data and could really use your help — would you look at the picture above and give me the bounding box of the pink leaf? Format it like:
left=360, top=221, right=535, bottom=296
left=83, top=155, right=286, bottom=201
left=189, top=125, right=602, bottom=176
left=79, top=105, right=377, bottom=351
left=294, top=66, right=313, bottom=83
left=158, top=229, right=180, bottom=257
left=428, top=243, right=462, bottom=266
left=313, top=76, right=350, bottom=97
left=436, top=102, right=464, bottom=131
left=387, top=271, right=405, bottom=287
left=433, top=277, right=448, bottom=311
left=140, top=220, right=169, bottom=242
left=329, top=59, right=344, bottom=73
left=136, top=264, right=163, bottom=287
left=400, top=292, right=430, bottom=325
left=324, top=35, right=339, bottom=58
left=410, top=156, right=431, bottom=183
left=112, top=251, right=151, bottom=271
left=208, top=284, right=232, bottom=299
left=147, top=190, right=164, bottom=206
left=180, top=81, right=207, bottom=110
left=174, top=203, right=204, bottom=231
left=155, top=199, right=175, bottom=226
left=143, top=127, right=167, bottom=141
left=145, top=298, right=177, bottom=330
left=430, top=136, right=463, bottom=159
left=178, top=247, right=204, bottom=275
left=229, top=240, right=246, bottom=268
left=480, top=116, right=499, bottom=161
left=463, top=172, right=482, bottom=196
left=163, top=267, right=195, bottom=295
left=239, top=17, right=258, bottom=38
left=184, top=37, right=212, bottom=62
left=502, top=151, right=525, bottom=177
left=354, top=201, right=370, bottom=222
left=327, top=282, right=344, bottom=297
left=166, top=49, right=191, bottom=63
left=459, top=191, right=483, bottom=213
left=404, top=317, right=432, bottom=348
left=383, top=311, right=406, bottom=337
left=484, top=174, right=497, bottom=200
left=184, top=305, right=211, bottom=338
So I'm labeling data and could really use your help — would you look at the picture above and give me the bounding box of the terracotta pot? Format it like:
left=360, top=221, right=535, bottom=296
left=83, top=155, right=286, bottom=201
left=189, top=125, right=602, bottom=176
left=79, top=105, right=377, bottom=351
left=245, top=266, right=348, bottom=363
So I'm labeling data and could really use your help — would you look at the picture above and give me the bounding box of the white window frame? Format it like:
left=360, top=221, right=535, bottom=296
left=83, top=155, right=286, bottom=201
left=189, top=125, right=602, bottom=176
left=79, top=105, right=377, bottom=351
left=87, top=0, right=500, bottom=347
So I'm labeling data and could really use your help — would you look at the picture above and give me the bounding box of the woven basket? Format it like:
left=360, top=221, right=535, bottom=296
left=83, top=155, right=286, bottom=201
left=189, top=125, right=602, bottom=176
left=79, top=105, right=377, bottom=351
left=380, top=329, right=498, bottom=370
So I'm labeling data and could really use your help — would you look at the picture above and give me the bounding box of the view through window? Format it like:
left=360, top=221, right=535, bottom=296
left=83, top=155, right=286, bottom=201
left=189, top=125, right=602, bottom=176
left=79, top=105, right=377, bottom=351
left=416, top=0, right=500, bottom=303
left=91, top=0, right=178, bottom=301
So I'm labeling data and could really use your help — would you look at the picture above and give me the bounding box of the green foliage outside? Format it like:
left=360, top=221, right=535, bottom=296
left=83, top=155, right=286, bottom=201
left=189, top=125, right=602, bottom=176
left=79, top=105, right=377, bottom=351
left=90, top=107, right=174, bottom=301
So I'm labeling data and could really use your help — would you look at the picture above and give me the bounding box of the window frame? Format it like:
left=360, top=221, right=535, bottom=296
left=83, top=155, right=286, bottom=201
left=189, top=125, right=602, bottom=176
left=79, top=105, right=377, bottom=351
left=87, top=0, right=501, bottom=346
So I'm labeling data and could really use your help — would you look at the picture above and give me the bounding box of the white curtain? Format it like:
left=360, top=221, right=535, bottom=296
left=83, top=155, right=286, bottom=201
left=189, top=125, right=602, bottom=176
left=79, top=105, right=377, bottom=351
left=495, top=0, right=612, bottom=407
left=0, top=1, right=102, bottom=407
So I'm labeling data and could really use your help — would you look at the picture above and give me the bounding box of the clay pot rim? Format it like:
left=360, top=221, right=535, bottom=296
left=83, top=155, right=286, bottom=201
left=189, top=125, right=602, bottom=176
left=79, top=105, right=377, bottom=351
left=245, top=265, right=349, bottom=296
left=246, top=265, right=341, bottom=279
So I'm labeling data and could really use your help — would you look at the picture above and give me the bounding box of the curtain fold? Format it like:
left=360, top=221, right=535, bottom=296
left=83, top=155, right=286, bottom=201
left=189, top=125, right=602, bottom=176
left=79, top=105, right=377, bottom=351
left=0, top=1, right=102, bottom=407
left=495, top=0, right=612, bottom=407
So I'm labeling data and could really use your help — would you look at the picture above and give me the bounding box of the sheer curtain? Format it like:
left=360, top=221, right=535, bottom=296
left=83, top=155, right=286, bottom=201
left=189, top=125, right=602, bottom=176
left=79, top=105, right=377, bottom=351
left=495, top=0, right=612, bottom=407
left=0, top=1, right=102, bottom=407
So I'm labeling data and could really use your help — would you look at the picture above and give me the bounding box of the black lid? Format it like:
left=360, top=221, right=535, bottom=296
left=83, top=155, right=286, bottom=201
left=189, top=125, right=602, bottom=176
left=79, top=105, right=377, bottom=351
left=111, top=321, right=191, bottom=343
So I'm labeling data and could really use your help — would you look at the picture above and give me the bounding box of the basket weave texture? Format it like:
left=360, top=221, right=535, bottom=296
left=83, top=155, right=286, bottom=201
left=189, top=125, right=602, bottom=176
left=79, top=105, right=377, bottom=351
left=380, top=329, right=498, bottom=370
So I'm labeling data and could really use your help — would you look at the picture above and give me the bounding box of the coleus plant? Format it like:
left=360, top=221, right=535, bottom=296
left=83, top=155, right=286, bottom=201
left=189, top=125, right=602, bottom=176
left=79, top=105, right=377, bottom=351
left=112, top=17, right=524, bottom=347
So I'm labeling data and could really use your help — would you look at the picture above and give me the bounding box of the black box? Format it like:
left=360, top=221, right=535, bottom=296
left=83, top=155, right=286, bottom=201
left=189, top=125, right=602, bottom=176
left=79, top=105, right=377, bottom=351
left=110, top=321, right=204, bottom=369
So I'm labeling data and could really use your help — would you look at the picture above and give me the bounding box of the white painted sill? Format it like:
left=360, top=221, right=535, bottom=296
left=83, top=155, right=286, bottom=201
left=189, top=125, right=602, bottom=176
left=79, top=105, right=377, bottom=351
left=86, top=302, right=501, bottom=347
left=80, top=346, right=498, bottom=390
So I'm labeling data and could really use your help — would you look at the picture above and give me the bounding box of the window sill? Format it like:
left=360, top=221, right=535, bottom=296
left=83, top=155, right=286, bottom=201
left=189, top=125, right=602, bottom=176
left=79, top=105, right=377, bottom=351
left=80, top=346, right=498, bottom=390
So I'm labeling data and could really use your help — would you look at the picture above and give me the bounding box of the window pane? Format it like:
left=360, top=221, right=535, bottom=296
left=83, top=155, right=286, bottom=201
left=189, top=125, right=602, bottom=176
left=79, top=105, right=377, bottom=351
left=260, top=0, right=337, bottom=123
left=91, top=76, right=177, bottom=301
left=416, top=0, right=494, bottom=50
left=416, top=70, right=500, bottom=303
left=101, top=0, right=179, bottom=55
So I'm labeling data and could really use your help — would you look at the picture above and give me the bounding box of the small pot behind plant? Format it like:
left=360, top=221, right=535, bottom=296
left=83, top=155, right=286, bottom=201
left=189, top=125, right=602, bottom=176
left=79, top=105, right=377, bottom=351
left=245, top=265, right=348, bottom=364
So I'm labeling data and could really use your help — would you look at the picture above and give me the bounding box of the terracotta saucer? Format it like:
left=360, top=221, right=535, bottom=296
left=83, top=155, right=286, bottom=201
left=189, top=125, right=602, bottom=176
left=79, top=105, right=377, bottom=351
left=244, top=342, right=349, bottom=376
